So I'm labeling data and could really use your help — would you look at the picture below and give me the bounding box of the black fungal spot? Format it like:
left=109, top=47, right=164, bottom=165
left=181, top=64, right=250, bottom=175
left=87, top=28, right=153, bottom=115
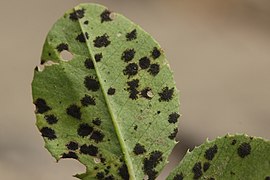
left=231, top=139, right=237, bottom=145
left=104, top=175, right=114, bottom=180
left=76, top=32, right=89, bottom=43
left=44, top=114, right=58, bottom=124
left=84, top=20, right=89, bottom=25
left=62, top=151, right=78, bottom=159
left=80, top=144, right=98, bottom=156
left=139, top=57, right=151, bottom=69
left=168, top=112, right=180, bottom=124
left=100, top=10, right=112, bottom=23
left=66, top=104, right=81, bottom=120
left=192, top=162, right=203, bottom=179
left=148, top=63, right=160, bottom=76
left=122, top=49, right=135, bottom=62
left=265, top=176, right=270, bottom=180
left=209, top=178, right=215, bottom=180
left=158, top=87, right=174, bottom=102
left=152, top=47, right=161, bottom=59
left=157, top=111, right=161, bottom=114
left=127, top=79, right=139, bottom=89
left=90, top=130, right=105, bottom=143
left=84, top=76, right=100, bottom=91
left=107, top=87, right=116, bottom=95
left=173, top=173, right=184, bottom=180
left=143, top=151, right=163, bottom=179
left=134, top=125, right=138, bottom=131
left=129, top=89, right=139, bottom=100
left=84, top=58, right=94, bottom=69
left=94, top=34, right=111, bottom=48
left=66, top=141, right=79, bottom=150
left=56, top=43, right=68, bottom=52
left=92, top=118, right=101, bottom=126
left=41, top=60, right=45, bottom=65
left=95, top=53, right=103, bottom=62
left=203, top=162, right=210, bottom=172
left=40, top=127, right=56, bottom=140
left=204, top=145, right=218, bottom=161
left=237, top=142, right=251, bottom=158
left=81, top=94, right=96, bottom=106
left=96, top=172, right=105, bottom=179
left=77, top=123, right=93, bottom=137
left=140, top=87, right=152, bottom=99
left=34, top=98, right=51, bottom=114
left=126, top=29, right=137, bottom=41
left=69, top=8, right=85, bottom=21
left=123, top=63, right=138, bottom=77
left=118, top=163, right=129, bottom=180
left=168, top=128, right=178, bottom=140
left=133, top=143, right=146, bottom=155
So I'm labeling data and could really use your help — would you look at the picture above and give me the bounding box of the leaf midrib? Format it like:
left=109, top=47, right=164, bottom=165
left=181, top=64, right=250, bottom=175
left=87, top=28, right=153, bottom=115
left=74, top=6, right=136, bottom=180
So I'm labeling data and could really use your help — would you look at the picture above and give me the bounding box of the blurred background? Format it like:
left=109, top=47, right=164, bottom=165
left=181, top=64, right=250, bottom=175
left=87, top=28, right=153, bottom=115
left=1, top=0, right=270, bottom=179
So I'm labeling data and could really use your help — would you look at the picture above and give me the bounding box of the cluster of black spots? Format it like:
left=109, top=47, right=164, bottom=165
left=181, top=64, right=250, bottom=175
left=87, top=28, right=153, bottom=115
left=77, top=123, right=93, bottom=137
left=80, top=144, right=98, bottom=156
left=100, top=9, right=112, bottom=23
left=140, top=87, right=152, bottom=99
left=66, top=104, right=81, bottom=120
left=126, top=29, right=137, bottom=41
left=92, top=118, right=102, bottom=126
left=107, top=87, right=116, bottom=95
left=84, top=58, right=94, bottom=69
left=143, top=151, right=163, bottom=179
left=265, top=176, right=270, bottom=180
left=44, top=114, right=58, bottom=124
left=40, top=127, right=56, bottom=140
left=204, top=145, right=218, bottom=161
left=94, top=34, right=111, bottom=48
left=69, top=8, right=85, bottom=21
left=118, top=163, right=129, bottom=180
left=62, top=151, right=78, bottom=159
left=148, top=63, right=160, bottom=76
left=81, top=94, right=96, bottom=106
left=168, top=112, right=180, bottom=124
left=203, top=162, right=210, bottom=172
left=133, top=143, right=146, bottom=155
left=121, top=48, right=136, bottom=62
left=231, top=139, right=237, bottom=145
left=237, top=142, right=251, bottom=158
left=56, top=43, right=68, bottom=52
left=123, top=63, right=139, bottom=78
left=84, top=76, right=100, bottom=91
left=152, top=47, right=161, bottom=59
left=173, top=173, right=184, bottom=180
left=127, top=79, right=140, bottom=100
left=158, top=87, right=174, bottom=102
left=95, top=53, right=103, bottom=62
left=90, top=130, right=105, bottom=143
left=139, top=57, right=151, bottom=69
left=192, top=162, right=203, bottom=179
left=168, top=128, right=178, bottom=140
left=66, top=141, right=79, bottom=150
left=34, top=98, right=51, bottom=114
left=84, top=20, right=89, bottom=25
left=104, top=175, right=114, bottom=180
left=76, top=32, right=89, bottom=43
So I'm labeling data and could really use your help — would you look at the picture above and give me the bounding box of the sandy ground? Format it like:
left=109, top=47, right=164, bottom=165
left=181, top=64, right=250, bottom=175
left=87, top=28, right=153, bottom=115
left=1, top=0, right=270, bottom=179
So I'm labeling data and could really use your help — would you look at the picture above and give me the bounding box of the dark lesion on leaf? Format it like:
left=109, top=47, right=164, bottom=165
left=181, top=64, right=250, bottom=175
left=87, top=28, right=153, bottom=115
left=90, top=130, right=105, bottom=143
left=122, top=49, right=136, bottom=62
left=34, top=98, right=51, bottom=114
left=77, top=123, right=93, bottom=137
left=92, top=118, right=102, bottom=126
left=139, top=57, right=151, bottom=69
left=56, top=43, right=69, bottom=52
left=66, top=104, right=82, bottom=120
left=40, top=127, right=57, bottom=140
left=81, top=94, right=96, bottom=106
left=107, top=87, right=116, bottom=95
left=76, top=32, right=89, bottom=43
left=126, top=29, right=137, bottom=41
left=133, top=143, right=147, bottom=155
left=140, top=87, right=153, bottom=99
left=148, top=63, right=160, bottom=76
left=168, top=112, right=180, bottom=124
left=118, top=163, right=129, bottom=180
left=158, top=87, right=174, bottom=102
left=152, top=47, right=161, bottom=59
left=62, top=151, right=78, bottom=159
left=237, top=142, right=251, bottom=158
left=93, top=34, right=111, bottom=48
left=80, top=144, right=98, bottom=156
left=143, top=151, right=163, bottom=180
left=44, top=114, right=58, bottom=124
left=192, top=162, right=203, bottom=179
left=84, top=76, right=100, bottom=92
left=100, top=9, right=113, bottom=23
left=66, top=141, right=79, bottom=150
left=84, top=58, right=94, bottom=69
left=95, top=53, right=103, bottom=62
left=69, top=8, right=85, bottom=21
left=123, top=63, right=139, bottom=78
left=168, top=128, right=178, bottom=140
left=204, top=144, right=218, bottom=161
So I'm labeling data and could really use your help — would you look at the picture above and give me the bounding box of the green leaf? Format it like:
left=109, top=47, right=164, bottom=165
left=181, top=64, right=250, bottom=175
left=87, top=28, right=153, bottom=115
left=32, top=3, right=180, bottom=180
left=167, top=134, right=270, bottom=180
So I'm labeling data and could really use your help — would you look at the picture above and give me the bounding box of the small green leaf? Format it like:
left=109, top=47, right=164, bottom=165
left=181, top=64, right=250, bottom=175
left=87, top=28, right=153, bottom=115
left=167, top=134, right=270, bottom=180
left=32, top=3, right=179, bottom=180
